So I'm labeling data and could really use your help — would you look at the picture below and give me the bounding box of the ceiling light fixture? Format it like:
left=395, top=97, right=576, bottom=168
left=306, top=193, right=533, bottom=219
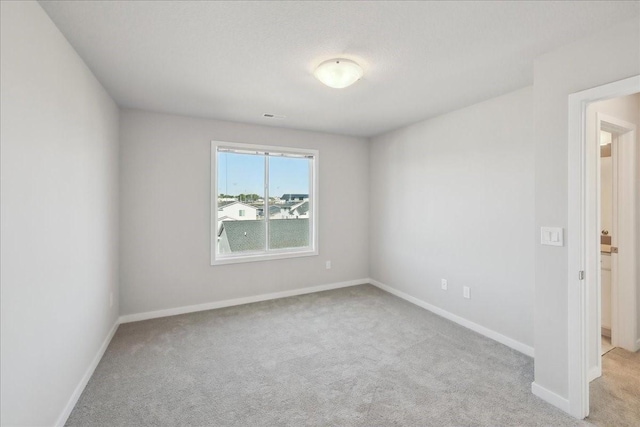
left=314, top=58, right=363, bottom=89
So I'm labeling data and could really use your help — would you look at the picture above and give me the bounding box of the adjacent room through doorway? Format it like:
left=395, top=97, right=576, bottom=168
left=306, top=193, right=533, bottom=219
left=585, top=93, right=640, bottom=426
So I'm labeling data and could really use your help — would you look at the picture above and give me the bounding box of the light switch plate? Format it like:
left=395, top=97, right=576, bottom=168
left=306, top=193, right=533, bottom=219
left=541, top=227, right=563, bottom=247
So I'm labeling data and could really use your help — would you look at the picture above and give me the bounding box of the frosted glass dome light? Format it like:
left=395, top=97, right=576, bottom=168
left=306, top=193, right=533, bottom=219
left=313, top=58, right=363, bottom=89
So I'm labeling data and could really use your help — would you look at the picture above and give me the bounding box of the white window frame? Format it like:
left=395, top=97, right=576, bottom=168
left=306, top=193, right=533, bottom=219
left=211, top=141, right=319, bottom=265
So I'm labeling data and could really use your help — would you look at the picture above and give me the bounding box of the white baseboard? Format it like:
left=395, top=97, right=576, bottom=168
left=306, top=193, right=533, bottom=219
left=119, top=278, right=369, bottom=324
left=636, top=338, right=640, bottom=352
left=368, top=278, right=535, bottom=357
left=531, top=382, right=570, bottom=413
left=55, top=320, right=119, bottom=427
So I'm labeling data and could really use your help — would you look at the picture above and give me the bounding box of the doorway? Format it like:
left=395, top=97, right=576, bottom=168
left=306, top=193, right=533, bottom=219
left=566, top=76, right=640, bottom=420
left=589, top=110, right=638, bottom=383
left=587, top=98, right=640, bottom=426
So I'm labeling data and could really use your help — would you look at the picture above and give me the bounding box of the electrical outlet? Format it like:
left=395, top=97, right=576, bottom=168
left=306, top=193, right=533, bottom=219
left=109, top=292, right=114, bottom=308
left=463, top=286, right=470, bottom=299
left=441, top=279, right=448, bottom=290
left=326, top=260, right=331, bottom=270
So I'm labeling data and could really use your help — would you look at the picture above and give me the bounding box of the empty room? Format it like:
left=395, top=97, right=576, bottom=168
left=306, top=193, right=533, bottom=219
left=2, top=1, right=640, bottom=426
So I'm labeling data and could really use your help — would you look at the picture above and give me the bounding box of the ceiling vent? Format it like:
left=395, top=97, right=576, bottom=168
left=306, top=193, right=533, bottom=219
left=263, top=113, right=286, bottom=119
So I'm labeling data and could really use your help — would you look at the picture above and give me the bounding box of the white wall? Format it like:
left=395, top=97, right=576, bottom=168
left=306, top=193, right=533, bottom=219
left=0, top=2, right=120, bottom=426
left=587, top=93, right=640, bottom=372
left=119, top=109, right=369, bottom=316
left=533, top=18, right=640, bottom=401
left=369, top=87, right=535, bottom=349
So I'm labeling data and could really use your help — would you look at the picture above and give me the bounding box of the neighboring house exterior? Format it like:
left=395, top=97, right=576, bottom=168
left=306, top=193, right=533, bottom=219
left=267, top=202, right=309, bottom=219
left=289, top=200, right=309, bottom=218
left=218, top=201, right=258, bottom=221
left=218, top=219, right=310, bottom=254
left=268, top=205, right=287, bottom=219
left=218, top=199, right=308, bottom=232
left=268, top=197, right=310, bottom=219
left=280, top=193, right=308, bottom=203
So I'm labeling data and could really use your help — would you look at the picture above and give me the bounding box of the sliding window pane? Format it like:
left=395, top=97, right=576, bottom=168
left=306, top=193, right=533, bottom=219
left=216, top=152, right=266, bottom=254
left=268, top=156, right=311, bottom=250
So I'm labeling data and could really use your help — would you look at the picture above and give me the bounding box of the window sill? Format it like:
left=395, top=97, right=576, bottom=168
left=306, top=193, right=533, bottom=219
left=211, top=248, right=318, bottom=266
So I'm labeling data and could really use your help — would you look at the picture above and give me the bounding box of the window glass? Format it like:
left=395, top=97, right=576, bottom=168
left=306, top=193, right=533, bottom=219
left=216, top=152, right=265, bottom=255
left=268, top=156, right=310, bottom=249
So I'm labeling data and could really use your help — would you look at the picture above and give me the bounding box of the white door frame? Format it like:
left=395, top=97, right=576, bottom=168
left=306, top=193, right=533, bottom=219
left=567, top=75, right=640, bottom=419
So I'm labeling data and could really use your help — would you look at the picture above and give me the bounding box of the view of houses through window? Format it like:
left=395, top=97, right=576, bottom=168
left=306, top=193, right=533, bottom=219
left=214, top=146, right=315, bottom=259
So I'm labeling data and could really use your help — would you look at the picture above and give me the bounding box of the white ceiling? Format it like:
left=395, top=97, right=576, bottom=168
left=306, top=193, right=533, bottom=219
left=40, top=1, right=639, bottom=137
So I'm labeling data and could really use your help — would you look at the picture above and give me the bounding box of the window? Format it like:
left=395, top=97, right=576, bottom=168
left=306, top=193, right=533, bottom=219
left=211, top=141, right=318, bottom=265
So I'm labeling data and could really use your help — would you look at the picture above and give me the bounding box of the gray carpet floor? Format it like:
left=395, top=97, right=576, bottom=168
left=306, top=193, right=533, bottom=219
left=588, top=346, right=640, bottom=427
left=67, top=284, right=591, bottom=426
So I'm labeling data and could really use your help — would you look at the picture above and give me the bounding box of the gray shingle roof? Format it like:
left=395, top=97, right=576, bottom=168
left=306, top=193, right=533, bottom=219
left=218, top=219, right=309, bottom=253
left=269, top=219, right=309, bottom=249
left=269, top=205, right=282, bottom=215
left=291, top=201, right=309, bottom=215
